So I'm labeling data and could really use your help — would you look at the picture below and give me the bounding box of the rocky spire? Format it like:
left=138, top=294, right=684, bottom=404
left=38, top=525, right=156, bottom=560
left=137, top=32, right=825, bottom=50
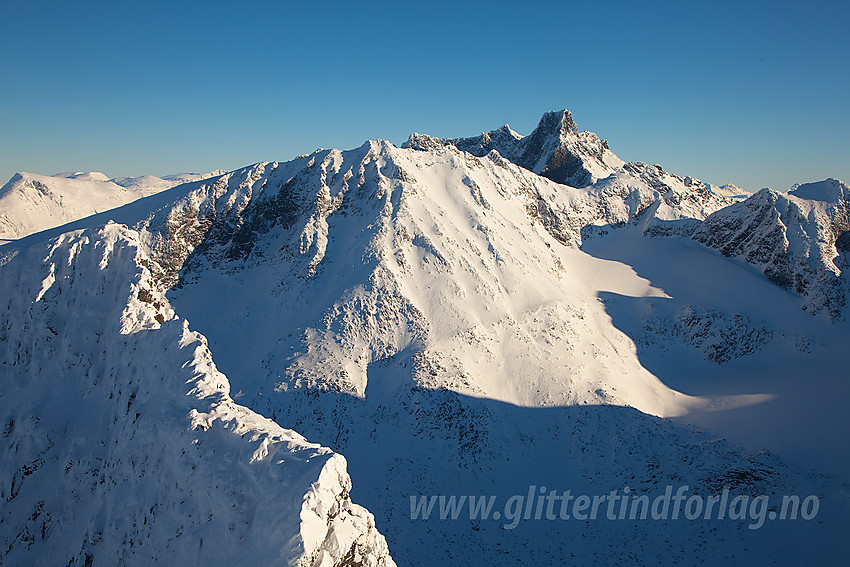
left=403, top=108, right=621, bottom=188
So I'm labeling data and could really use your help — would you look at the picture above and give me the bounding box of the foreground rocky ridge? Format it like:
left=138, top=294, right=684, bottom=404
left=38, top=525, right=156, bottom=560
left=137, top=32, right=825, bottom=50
left=0, top=224, right=394, bottom=566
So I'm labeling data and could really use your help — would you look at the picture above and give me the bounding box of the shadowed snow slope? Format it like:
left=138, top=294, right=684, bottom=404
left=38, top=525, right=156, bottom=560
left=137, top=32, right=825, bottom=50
left=2, top=111, right=850, bottom=566
left=0, top=224, right=394, bottom=567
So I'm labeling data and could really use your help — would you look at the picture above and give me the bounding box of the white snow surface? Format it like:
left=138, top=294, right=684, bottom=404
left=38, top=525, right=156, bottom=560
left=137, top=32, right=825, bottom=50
left=0, top=224, right=394, bottom=566
left=0, top=170, right=223, bottom=240
left=2, top=111, right=850, bottom=565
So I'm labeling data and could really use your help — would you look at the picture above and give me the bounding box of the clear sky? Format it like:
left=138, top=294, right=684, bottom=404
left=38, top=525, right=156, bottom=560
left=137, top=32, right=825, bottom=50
left=1, top=0, right=848, bottom=192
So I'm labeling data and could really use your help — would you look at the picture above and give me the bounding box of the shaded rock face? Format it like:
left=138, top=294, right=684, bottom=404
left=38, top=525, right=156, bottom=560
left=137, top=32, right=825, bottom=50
left=693, top=183, right=850, bottom=318
left=518, top=110, right=588, bottom=185
left=405, top=110, right=622, bottom=188
left=641, top=307, right=774, bottom=364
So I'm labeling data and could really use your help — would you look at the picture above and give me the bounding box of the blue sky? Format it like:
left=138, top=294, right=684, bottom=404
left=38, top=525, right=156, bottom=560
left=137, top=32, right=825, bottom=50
left=1, top=0, right=848, bottom=191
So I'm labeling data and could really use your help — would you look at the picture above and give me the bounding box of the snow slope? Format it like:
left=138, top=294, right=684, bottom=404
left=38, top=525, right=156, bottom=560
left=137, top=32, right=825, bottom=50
left=0, top=224, right=394, bottom=566
left=693, top=179, right=850, bottom=318
left=2, top=110, right=849, bottom=566
left=0, top=170, right=222, bottom=240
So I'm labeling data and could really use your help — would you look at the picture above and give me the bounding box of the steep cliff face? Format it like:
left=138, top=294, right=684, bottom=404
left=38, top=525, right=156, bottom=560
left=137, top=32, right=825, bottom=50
left=0, top=224, right=394, bottom=567
left=405, top=110, right=624, bottom=188
left=693, top=180, right=850, bottom=318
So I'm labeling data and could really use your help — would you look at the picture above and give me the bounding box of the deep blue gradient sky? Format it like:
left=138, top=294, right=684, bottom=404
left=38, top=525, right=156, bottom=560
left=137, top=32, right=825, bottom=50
left=2, top=0, right=848, bottom=191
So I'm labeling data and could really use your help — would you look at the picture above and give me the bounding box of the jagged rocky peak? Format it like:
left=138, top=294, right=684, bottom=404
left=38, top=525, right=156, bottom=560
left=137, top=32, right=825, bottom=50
left=691, top=181, right=850, bottom=318
left=532, top=108, right=580, bottom=136
left=403, top=108, right=623, bottom=188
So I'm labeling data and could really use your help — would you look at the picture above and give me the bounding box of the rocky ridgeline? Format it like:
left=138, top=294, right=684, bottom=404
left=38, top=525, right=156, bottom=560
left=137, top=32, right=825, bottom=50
left=406, top=111, right=849, bottom=319
left=0, top=224, right=394, bottom=566
left=693, top=180, right=850, bottom=318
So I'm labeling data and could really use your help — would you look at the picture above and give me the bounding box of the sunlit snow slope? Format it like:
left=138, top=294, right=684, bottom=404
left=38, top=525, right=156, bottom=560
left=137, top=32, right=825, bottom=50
left=0, top=170, right=222, bottom=241
left=2, top=109, right=849, bottom=566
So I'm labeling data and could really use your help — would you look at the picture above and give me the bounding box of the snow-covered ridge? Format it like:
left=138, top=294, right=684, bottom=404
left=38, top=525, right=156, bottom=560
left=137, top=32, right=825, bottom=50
left=92, top=140, right=693, bottom=415
left=0, top=170, right=223, bottom=241
left=403, top=110, right=849, bottom=318
left=693, top=180, right=850, bottom=318
left=404, top=109, right=739, bottom=246
left=0, top=139, right=697, bottom=411
left=0, top=224, right=394, bottom=566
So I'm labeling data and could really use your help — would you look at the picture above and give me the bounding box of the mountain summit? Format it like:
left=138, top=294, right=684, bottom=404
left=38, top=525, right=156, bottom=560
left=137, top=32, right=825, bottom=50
left=405, top=109, right=624, bottom=187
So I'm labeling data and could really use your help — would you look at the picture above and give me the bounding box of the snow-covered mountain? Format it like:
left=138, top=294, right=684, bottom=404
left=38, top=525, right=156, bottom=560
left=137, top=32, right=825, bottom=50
left=404, top=109, right=624, bottom=188
left=0, top=170, right=223, bottom=241
left=693, top=179, right=850, bottom=318
left=0, top=223, right=393, bottom=566
left=2, top=110, right=849, bottom=566
left=406, top=110, right=739, bottom=247
left=419, top=110, right=849, bottom=318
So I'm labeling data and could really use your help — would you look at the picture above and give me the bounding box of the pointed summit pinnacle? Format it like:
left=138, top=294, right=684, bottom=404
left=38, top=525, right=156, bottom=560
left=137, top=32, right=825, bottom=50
left=403, top=108, right=621, bottom=188
left=533, top=109, right=579, bottom=137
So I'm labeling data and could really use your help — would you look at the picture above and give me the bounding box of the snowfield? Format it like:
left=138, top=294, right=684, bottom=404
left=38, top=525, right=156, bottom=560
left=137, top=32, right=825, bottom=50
left=1, top=109, right=849, bottom=566
left=0, top=170, right=223, bottom=241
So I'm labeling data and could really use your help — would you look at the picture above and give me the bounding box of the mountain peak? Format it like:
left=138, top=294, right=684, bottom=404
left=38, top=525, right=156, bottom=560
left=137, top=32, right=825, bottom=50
left=402, top=108, right=619, bottom=187
left=789, top=178, right=849, bottom=203
left=532, top=109, right=579, bottom=137
left=52, top=171, right=111, bottom=182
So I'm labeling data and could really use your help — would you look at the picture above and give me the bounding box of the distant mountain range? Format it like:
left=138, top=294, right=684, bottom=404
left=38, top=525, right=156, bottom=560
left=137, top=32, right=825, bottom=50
left=0, top=170, right=224, bottom=241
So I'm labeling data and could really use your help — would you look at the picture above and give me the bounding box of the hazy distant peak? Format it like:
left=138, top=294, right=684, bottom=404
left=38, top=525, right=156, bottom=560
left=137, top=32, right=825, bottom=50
left=52, top=171, right=111, bottom=181
left=0, top=169, right=224, bottom=240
